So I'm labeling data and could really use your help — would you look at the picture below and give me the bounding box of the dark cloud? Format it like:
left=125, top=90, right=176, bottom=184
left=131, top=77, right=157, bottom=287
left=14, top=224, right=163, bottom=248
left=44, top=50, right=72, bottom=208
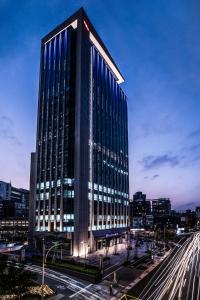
left=134, top=116, right=175, bottom=140
left=182, top=202, right=197, bottom=207
left=143, top=174, right=160, bottom=180
left=0, top=115, right=13, bottom=126
left=188, top=143, right=200, bottom=152
left=192, top=155, right=200, bottom=162
left=0, top=115, right=22, bottom=146
left=188, top=128, right=200, bottom=139
left=190, top=144, right=200, bottom=162
left=180, top=143, right=200, bottom=164
left=175, top=201, right=200, bottom=211
left=140, top=154, right=180, bottom=170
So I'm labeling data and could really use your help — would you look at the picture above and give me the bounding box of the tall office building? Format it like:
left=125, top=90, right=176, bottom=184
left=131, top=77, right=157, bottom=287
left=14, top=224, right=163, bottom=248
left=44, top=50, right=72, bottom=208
left=34, top=8, right=129, bottom=256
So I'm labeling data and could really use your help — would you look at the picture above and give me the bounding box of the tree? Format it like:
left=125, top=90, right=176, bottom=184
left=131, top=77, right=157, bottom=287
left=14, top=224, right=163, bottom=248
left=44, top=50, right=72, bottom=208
left=0, top=255, right=37, bottom=297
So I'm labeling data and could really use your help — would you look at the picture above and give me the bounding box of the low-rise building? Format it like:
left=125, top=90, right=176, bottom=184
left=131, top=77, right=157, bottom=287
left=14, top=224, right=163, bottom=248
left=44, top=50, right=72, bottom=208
left=180, top=209, right=197, bottom=230
left=0, top=218, right=29, bottom=242
left=130, top=192, right=151, bottom=228
left=151, top=198, right=171, bottom=216
left=0, top=181, right=29, bottom=219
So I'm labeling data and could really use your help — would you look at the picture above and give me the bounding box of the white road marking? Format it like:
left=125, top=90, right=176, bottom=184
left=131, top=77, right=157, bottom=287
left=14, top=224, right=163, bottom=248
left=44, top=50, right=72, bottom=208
left=69, top=284, right=93, bottom=298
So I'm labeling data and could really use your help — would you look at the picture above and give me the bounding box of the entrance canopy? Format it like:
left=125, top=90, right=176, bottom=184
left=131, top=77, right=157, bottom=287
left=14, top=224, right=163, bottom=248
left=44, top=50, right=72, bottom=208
left=92, top=227, right=127, bottom=240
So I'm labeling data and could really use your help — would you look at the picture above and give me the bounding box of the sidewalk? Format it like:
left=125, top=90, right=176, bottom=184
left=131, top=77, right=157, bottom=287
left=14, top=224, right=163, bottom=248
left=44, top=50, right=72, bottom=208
left=76, top=239, right=149, bottom=268
left=70, top=240, right=159, bottom=300
left=79, top=241, right=155, bottom=299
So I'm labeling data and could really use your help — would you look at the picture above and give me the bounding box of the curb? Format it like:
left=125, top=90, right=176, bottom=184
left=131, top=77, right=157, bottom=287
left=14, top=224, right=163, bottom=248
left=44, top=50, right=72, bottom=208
left=110, top=251, right=170, bottom=299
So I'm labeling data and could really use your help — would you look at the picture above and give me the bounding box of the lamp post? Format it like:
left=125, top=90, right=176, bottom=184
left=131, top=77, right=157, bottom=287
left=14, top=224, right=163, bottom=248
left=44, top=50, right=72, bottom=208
left=41, top=240, right=64, bottom=299
left=45, top=242, right=65, bottom=263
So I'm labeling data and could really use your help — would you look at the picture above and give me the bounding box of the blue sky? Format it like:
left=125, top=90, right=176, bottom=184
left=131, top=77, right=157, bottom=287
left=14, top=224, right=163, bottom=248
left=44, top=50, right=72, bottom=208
left=0, top=0, right=199, bottom=210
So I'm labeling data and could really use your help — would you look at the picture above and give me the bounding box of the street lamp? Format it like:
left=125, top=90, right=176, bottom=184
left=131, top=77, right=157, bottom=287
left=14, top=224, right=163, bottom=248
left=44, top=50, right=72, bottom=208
left=41, top=239, right=65, bottom=299
left=45, top=242, right=64, bottom=263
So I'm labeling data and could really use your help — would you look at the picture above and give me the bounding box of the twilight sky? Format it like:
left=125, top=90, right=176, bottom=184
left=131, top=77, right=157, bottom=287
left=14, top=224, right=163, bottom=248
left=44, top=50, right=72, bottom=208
left=0, top=0, right=200, bottom=210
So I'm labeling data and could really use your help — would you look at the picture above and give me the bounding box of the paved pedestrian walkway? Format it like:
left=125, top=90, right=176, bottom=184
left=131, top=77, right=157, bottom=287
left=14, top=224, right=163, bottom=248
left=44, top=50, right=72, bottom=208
left=76, top=239, right=149, bottom=268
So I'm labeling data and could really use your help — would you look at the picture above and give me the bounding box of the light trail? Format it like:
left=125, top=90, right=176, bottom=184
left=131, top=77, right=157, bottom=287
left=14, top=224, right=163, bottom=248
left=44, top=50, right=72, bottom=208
left=139, top=232, right=200, bottom=300
left=24, top=264, right=108, bottom=299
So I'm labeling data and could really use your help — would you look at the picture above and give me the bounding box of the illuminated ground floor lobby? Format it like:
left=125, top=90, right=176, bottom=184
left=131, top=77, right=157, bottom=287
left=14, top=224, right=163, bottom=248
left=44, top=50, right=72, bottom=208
left=33, top=227, right=128, bottom=257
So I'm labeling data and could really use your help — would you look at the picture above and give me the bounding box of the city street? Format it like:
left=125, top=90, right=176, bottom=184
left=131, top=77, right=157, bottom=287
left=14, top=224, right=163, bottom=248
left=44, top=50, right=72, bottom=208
left=127, top=233, right=200, bottom=300
left=25, top=240, right=153, bottom=299
left=25, top=264, right=110, bottom=299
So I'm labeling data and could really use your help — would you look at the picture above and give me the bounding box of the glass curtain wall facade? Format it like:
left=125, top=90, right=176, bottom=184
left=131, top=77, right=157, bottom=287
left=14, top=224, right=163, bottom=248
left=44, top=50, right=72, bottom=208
left=35, top=27, right=76, bottom=233
left=34, top=8, right=129, bottom=255
left=89, top=47, right=129, bottom=233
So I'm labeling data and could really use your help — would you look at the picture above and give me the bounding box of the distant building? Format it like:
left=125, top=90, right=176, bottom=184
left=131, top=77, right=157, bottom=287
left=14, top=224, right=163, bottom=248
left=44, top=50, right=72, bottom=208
left=0, top=181, right=29, bottom=219
left=196, top=207, right=200, bottom=220
left=0, top=181, right=29, bottom=242
left=130, top=198, right=151, bottom=218
left=196, top=207, right=200, bottom=229
left=152, top=198, right=171, bottom=216
left=130, top=192, right=151, bottom=228
left=28, top=152, right=37, bottom=248
left=0, top=202, right=3, bottom=219
left=132, top=217, right=144, bottom=229
left=2, top=200, right=27, bottom=219
left=180, top=209, right=197, bottom=230
left=133, top=191, right=146, bottom=201
left=0, top=218, right=29, bottom=241
left=146, top=214, right=154, bottom=228
left=0, top=181, right=11, bottom=201
left=168, top=210, right=181, bottom=228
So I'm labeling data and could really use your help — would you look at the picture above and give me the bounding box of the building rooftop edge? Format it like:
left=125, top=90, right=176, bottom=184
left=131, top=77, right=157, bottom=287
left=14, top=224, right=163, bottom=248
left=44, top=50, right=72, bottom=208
left=41, top=7, right=124, bottom=84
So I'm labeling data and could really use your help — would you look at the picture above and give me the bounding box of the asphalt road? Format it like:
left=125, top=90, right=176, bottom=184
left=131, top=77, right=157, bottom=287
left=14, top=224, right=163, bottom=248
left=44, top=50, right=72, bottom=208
left=26, top=254, right=150, bottom=299
left=24, top=241, right=154, bottom=299
left=25, top=264, right=110, bottom=299
left=127, top=233, right=200, bottom=300
left=4, top=240, right=158, bottom=299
